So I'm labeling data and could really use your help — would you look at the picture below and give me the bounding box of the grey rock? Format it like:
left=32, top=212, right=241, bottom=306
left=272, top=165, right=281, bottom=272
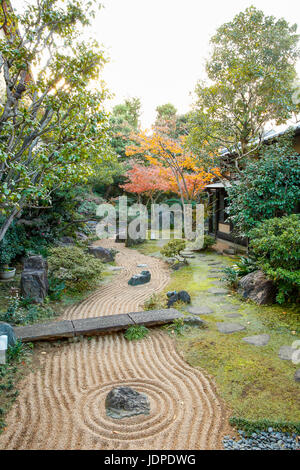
left=294, top=369, right=300, bottom=383
left=167, top=291, right=177, bottom=298
left=181, top=253, right=195, bottom=258
left=105, top=386, right=150, bottom=419
left=171, top=261, right=187, bottom=271
left=75, top=231, right=88, bottom=241
left=88, top=246, right=116, bottom=262
left=167, top=290, right=190, bottom=307
left=57, top=236, right=75, bottom=246
left=217, top=322, right=246, bottom=334
left=23, top=255, right=47, bottom=271
left=278, top=345, right=295, bottom=361
left=0, top=322, right=17, bottom=347
left=238, top=270, right=276, bottom=305
left=207, top=288, right=229, bottom=295
left=21, top=255, right=48, bottom=303
left=183, top=316, right=206, bottom=327
left=187, top=306, right=214, bottom=315
left=128, top=270, right=151, bottom=286
left=137, top=264, right=148, bottom=268
left=225, top=313, right=243, bottom=318
left=178, top=290, right=191, bottom=303
left=242, top=334, right=270, bottom=346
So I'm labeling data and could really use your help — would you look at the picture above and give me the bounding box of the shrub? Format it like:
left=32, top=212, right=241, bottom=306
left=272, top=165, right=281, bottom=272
left=0, top=219, right=26, bottom=266
left=143, top=293, right=166, bottom=310
left=161, top=239, right=186, bottom=260
left=249, top=215, right=300, bottom=303
left=227, top=135, right=300, bottom=237
left=47, top=246, right=104, bottom=292
left=201, top=235, right=215, bottom=251
left=48, top=276, right=66, bottom=301
left=124, top=325, right=149, bottom=341
left=0, top=297, right=56, bottom=325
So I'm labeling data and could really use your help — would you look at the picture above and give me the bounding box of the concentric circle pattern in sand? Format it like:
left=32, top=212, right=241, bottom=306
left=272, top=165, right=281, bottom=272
left=0, top=241, right=230, bottom=450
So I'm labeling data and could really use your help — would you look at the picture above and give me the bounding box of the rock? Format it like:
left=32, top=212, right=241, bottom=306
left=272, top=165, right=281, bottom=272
left=167, top=293, right=179, bottom=307
left=167, top=291, right=177, bottom=298
left=23, top=255, right=47, bottom=271
left=57, top=236, right=75, bottom=246
left=88, top=246, right=116, bottom=263
left=105, top=386, right=150, bottom=419
left=217, top=322, right=246, bottom=334
left=128, top=271, right=151, bottom=286
left=75, top=232, right=88, bottom=241
left=187, top=306, right=214, bottom=315
left=278, top=345, right=295, bottom=361
left=171, top=262, right=187, bottom=271
left=21, top=255, right=48, bottom=303
left=237, top=270, right=276, bottom=305
left=181, top=253, right=195, bottom=259
left=183, top=316, right=206, bottom=327
left=137, top=264, right=148, bottom=268
left=178, top=290, right=191, bottom=303
left=167, top=290, right=190, bottom=307
left=294, top=369, right=300, bottom=383
left=207, top=288, right=229, bottom=295
left=242, top=334, right=270, bottom=346
left=0, top=322, right=17, bottom=347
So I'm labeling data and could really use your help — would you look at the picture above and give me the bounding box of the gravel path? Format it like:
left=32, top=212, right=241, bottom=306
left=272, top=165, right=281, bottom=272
left=0, top=241, right=231, bottom=450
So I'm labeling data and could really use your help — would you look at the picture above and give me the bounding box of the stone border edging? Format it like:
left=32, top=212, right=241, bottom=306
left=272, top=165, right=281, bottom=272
left=13, top=308, right=183, bottom=342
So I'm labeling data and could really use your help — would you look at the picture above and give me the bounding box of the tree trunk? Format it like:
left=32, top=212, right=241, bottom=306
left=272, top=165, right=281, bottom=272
left=0, top=207, right=21, bottom=242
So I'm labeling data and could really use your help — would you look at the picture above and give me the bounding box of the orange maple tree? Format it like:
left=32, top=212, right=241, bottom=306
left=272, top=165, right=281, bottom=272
left=125, top=129, right=219, bottom=204
left=120, top=164, right=169, bottom=204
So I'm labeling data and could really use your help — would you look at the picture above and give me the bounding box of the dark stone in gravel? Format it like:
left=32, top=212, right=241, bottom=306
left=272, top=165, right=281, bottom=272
left=106, top=386, right=150, bottom=419
left=242, top=334, right=270, bottom=346
left=217, top=322, right=246, bottom=334
left=88, top=246, right=116, bottom=262
left=0, top=322, right=17, bottom=347
left=178, top=290, right=191, bottom=303
left=187, top=306, right=214, bottom=315
left=128, top=271, right=151, bottom=286
left=167, top=290, right=191, bottom=307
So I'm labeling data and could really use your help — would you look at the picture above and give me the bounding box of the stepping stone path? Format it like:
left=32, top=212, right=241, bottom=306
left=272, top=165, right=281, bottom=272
left=183, top=316, right=206, bottom=327
left=207, top=288, right=229, bottom=295
left=278, top=345, right=296, bottom=361
left=225, top=313, right=242, bottom=319
left=217, top=322, right=246, bottom=334
left=187, top=306, right=214, bottom=315
left=242, top=334, right=270, bottom=346
left=295, top=370, right=300, bottom=382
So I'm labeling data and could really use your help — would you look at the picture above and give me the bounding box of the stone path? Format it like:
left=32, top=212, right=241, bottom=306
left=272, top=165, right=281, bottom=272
left=0, top=241, right=231, bottom=450
left=14, top=309, right=183, bottom=342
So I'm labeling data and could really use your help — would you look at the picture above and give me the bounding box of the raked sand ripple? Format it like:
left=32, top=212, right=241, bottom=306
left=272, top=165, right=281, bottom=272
left=0, top=241, right=231, bottom=449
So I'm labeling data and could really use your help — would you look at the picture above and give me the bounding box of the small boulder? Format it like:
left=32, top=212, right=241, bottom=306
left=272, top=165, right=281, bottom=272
left=278, top=345, right=295, bottom=361
left=217, top=322, right=246, bottom=334
left=187, top=306, right=214, bottom=315
left=128, top=271, right=151, bottom=286
left=294, top=370, right=300, bottom=383
left=178, top=290, right=191, bottom=303
left=88, top=246, right=116, bottom=263
left=21, top=255, right=48, bottom=303
left=183, top=316, right=206, bottom=327
left=57, top=236, right=75, bottom=246
left=105, top=386, right=150, bottom=419
left=0, top=322, right=16, bottom=347
left=238, top=270, right=276, bottom=305
left=242, top=334, right=270, bottom=346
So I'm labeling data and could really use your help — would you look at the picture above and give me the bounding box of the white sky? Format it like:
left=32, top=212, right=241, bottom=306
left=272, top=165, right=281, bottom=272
left=89, top=0, right=300, bottom=128
left=15, top=0, right=300, bottom=128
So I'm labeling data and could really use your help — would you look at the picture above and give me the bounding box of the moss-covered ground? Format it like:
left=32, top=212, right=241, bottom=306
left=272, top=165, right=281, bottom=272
left=137, top=238, right=300, bottom=426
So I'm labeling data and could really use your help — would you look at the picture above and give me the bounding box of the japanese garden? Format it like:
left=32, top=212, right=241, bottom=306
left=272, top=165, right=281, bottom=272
left=0, top=0, right=299, bottom=453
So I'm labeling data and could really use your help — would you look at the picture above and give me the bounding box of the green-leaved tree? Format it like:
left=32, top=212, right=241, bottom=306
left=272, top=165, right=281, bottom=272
left=189, top=6, right=300, bottom=177
left=0, top=0, right=113, bottom=241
